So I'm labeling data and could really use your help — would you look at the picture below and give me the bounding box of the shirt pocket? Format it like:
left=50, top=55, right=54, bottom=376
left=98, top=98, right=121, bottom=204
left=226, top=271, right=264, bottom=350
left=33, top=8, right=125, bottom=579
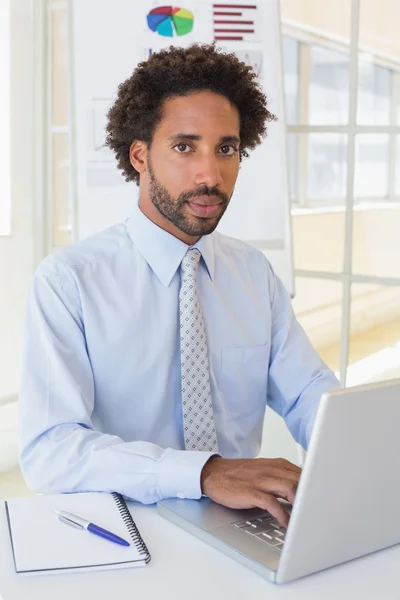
left=218, top=345, right=270, bottom=419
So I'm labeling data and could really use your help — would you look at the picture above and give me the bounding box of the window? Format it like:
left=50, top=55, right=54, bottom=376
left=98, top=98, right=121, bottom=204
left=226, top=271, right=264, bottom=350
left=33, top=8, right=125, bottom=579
left=282, top=36, right=399, bottom=207
left=281, top=0, right=400, bottom=389
left=357, top=58, right=392, bottom=125
left=355, top=134, right=390, bottom=199
left=0, top=0, right=11, bottom=236
left=307, top=134, right=347, bottom=200
left=309, top=45, right=349, bottom=125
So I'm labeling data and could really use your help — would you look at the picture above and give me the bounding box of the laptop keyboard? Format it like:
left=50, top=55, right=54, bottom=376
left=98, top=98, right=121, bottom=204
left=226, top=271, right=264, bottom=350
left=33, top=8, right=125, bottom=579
left=232, top=514, right=286, bottom=551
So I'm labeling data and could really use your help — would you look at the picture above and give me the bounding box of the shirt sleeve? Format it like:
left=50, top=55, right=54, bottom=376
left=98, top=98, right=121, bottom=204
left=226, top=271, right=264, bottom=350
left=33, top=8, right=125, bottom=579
left=265, top=260, right=341, bottom=450
left=18, top=261, right=214, bottom=503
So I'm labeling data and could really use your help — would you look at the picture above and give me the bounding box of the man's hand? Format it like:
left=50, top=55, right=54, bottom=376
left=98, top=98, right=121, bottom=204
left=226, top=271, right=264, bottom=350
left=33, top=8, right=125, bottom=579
left=200, top=456, right=302, bottom=528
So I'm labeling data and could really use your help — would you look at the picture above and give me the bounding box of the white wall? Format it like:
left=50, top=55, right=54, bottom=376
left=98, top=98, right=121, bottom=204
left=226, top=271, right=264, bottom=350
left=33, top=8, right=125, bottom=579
left=0, top=0, right=35, bottom=402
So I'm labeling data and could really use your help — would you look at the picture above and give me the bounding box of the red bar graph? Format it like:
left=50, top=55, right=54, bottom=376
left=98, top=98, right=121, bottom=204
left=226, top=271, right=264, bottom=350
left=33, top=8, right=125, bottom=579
left=213, top=3, right=259, bottom=42
left=213, top=4, right=257, bottom=8
left=215, top=29, right=254, bottom=33
left=213, top=11, right=243, bottom=15
left=215, top=36, right=244, bottom=40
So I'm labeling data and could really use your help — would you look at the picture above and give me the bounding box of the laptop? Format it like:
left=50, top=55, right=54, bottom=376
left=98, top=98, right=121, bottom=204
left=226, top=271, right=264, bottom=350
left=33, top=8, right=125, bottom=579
left=158, top=379, right=400, bottom=583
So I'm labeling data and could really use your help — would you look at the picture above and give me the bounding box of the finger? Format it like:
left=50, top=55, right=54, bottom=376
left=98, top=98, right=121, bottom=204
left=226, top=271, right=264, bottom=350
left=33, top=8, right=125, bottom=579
left=258, top=476, right=298, bottom=505
left=259, top=457, right=301, bottom=475
left=251, top=491, right=290, bottom=528
left=270, top=458, right=302, bottom=475
left=258, top=466, right=300, bottom=485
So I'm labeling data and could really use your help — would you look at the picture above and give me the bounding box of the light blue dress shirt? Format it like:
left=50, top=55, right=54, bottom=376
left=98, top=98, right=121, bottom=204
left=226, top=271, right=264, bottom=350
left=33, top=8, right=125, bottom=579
left=19, top=202, right=339, bottom=503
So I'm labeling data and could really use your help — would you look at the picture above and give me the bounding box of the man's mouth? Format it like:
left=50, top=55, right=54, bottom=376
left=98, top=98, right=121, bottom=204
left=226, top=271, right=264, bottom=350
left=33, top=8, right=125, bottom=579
left=187, top=195, right=223, bottom=207
left=186, top=197, right=223, bottom=218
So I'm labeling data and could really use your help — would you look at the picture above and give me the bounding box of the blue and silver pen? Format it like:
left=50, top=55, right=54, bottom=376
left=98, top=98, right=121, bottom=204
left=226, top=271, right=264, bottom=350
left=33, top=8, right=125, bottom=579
left=55, top=510, right=130, bottom=547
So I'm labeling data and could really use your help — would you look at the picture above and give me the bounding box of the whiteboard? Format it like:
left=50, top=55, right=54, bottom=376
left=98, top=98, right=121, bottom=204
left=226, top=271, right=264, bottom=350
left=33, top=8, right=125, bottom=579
left=69, top=0, right=294, bottom=295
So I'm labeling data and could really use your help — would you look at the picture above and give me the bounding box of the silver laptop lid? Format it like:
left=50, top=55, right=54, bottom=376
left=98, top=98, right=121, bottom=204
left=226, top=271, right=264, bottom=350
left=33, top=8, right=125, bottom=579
left=277, top=378, right=400, bottom=583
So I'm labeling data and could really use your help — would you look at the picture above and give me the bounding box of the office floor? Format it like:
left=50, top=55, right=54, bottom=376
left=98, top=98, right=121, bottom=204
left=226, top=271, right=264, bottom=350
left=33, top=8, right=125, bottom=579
left=2, top=318, right=399, bottom=500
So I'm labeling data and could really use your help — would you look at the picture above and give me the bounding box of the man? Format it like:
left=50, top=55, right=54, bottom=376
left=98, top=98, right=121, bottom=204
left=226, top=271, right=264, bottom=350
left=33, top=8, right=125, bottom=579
left=19, top=44, right=339, bottom=527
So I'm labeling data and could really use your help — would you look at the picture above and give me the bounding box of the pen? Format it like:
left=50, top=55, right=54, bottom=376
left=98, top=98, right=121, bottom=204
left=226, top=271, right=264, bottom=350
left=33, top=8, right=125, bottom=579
left=55, top=510, right=130, bottom=547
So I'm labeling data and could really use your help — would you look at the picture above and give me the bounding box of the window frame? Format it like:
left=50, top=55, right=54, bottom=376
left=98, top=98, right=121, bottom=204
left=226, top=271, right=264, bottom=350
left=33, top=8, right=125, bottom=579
left=282, top=25, right=400, bottom=211
left=281, top=0, right=400, bottom=389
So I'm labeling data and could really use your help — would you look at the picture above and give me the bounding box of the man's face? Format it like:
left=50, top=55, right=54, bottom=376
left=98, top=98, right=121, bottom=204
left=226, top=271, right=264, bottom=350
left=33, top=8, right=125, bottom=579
left=134, top=90, right=241, bottom=244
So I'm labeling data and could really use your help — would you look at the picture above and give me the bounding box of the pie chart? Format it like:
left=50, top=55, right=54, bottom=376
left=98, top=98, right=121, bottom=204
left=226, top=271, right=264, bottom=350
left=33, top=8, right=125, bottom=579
left=147, top=6, right=194, bottom=37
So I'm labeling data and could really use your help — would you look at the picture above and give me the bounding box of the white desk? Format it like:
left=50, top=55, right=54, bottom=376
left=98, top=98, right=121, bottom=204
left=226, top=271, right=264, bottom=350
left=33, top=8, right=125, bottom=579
left=1, top=500, right=400, bottom=600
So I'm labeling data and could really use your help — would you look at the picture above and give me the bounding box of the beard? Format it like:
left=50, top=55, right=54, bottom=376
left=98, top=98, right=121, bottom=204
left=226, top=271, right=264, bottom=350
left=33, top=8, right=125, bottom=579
left=147, top=156, right=231, bottom=238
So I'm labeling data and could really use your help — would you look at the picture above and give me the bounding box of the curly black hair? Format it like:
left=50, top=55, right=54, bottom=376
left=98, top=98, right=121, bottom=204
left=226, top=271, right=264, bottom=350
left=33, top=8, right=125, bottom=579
left=106, top=43, right=276, bottom=185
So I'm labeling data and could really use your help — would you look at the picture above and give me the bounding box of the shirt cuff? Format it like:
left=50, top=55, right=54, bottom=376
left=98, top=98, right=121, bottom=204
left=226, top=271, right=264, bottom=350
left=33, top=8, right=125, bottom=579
left=158, top=448, right=218, bottom=500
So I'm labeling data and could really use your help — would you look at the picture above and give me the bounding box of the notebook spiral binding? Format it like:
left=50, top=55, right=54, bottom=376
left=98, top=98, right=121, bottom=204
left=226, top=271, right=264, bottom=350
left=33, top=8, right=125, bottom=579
left=112, top=493, right=151, bottom=564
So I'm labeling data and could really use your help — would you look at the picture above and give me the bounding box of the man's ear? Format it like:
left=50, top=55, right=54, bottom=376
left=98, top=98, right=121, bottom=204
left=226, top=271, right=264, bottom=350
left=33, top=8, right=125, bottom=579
left=129, top=140, right=148, bottom=174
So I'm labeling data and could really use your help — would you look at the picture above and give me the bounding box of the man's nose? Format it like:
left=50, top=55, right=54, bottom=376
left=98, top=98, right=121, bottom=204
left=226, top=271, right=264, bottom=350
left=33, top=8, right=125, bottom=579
left=193, top=155, right=223, bottom=189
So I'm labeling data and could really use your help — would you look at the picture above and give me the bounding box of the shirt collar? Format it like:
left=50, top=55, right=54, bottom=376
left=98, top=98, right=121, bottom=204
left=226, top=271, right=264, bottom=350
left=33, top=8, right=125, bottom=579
left=126, top=202, right=215, bottom=287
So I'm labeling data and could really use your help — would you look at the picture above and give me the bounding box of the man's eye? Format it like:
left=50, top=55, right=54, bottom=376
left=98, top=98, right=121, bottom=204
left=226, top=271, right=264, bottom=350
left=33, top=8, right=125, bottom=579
left=174, top=143, right=191, bottom=153
left=220, top=145, right=237, bottom=155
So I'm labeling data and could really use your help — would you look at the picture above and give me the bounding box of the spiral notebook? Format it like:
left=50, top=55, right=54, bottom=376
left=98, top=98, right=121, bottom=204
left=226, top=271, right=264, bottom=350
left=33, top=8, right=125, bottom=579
left=5, top=491, right=151, bottom=575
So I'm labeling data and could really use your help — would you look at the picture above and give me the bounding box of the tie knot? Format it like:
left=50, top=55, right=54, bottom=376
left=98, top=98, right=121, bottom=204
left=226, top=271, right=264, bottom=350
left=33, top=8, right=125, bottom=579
left=181, top=248, right=201, bottom=279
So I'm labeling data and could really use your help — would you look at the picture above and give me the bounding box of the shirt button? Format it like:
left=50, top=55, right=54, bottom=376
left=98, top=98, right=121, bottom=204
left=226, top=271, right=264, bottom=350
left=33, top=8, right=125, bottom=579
left=177, top=493, right=186, bottom=499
